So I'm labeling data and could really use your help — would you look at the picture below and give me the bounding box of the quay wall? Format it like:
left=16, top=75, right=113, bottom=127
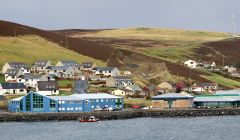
left=1, top=108, right=240, bottom=122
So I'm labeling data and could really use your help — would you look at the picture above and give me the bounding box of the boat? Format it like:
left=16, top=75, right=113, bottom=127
left=79, top=116, right=99, bottom=122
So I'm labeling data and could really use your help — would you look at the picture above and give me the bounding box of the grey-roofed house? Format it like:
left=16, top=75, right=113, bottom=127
left=93, top=67, right=120, bottom=77
left=151, top=93, right=194, bottom=109
left=36, top=81, right=59, bottom=96
left=80, top=62, right=96, bottom=71
left=4, top=69, right=24, bottom=82
left=0, top=83, right=26, bottom=95
left=46, top=66, right=75, bottom=78
left=56, top=60, right=81, bottom=74
left=124, top=84, right=143, bottom=95
left=17, top=74, right=48, bottom=88
left=31, top=60, right=51, bottom=74
left=73, top=77, right=89, bottom=94
left=2, top=62, right=30, bottom=74
left=106, top=76, right=133, bottom=88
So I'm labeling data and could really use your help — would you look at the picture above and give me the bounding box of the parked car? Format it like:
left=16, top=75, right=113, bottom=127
left=132, top=105, right=141, bottom=109
left=102, top=107, right=114, bottom=111
left=94, top=107, right=102, bottom=111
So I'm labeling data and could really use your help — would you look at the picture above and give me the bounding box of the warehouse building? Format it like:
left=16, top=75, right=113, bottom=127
left=8, top=92, right=123, bottom=113
left=151, top=93, right=194, bottom=109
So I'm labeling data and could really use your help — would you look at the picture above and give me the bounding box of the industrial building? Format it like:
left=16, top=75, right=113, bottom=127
left=8, top=92, right=123, bottom=113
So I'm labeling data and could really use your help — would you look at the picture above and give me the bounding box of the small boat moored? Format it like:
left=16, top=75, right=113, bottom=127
left=79, top=116, right=99, bottom=122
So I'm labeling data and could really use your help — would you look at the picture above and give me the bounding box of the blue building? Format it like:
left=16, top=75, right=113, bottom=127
left=8, top=92, right=123, bottom=113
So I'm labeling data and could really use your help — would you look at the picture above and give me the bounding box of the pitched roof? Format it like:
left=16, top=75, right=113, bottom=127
left=32, top=60, right=49, bottom=67
left=48, top=66, right=71, bottom=71
left=37, top=81, right=59, bottom=91
left=125, top=84, right=142, bottom=91
left=59, top=60, right=80, bottom=67
left=19, top=74, right=45, bottom=80
left=8, top=62, right=28, bottom=69
left=152, top=93, right=194, bottom=100
left=95, top=67, right=117, bottom=71
left=81, top=62, right=94, bottom=68
left=71, top=93, right=122, bottom=99
left=0, top=83, right=26, bottom=89
left=5, top=69, right=22, bottom=76
left=195, top=83, right=218, bottom=87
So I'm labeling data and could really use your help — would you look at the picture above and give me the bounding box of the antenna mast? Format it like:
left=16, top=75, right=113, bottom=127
left=232, top=13, right=236, bottom=37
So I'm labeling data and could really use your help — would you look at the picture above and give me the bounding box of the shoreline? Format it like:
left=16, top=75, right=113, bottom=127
left=1, top=108, right=240, bottom=122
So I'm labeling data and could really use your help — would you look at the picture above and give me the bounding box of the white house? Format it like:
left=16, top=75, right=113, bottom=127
left=189, top=83, right=218, bottom=93
left=93, top=67, right=120, bottom=77
left=0, top=83, right=26, bottom=95
left=111, top=89, right=133, bottom=96
left=31, top=60, right=51, bottom=74
left=46, top=66, right=75, bottom=78
left=2, top=62, right=30, bottom=74
left=36, top=81, right=59, bottom=96
left=4, top=69, right=24, bottom=82
left=106, top=76, right=133, bottom=88
left=17, top=74, right=49, bottom=88
left=184, top=60, right=197, bottom=69
left=56, top=60, right=81, bottom=74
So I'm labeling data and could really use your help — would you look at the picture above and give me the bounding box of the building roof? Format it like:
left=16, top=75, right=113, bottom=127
left=152, top=93, right=194, bottom=100
left=59, top=60, right=80, bottom=67
left=19, top=74, right=44, bottom=80
left=11, top=96, right=24, bottom=101
left=73, top=80, right=89, bottom=94
left=71, top=93, right=122, bottom=100
left=37, top=81, right=59, bottom=91
left=8, top=62, right=28, bottom=69
left=195, top=83, right=218, bottom=87
left=194, top=96, right=240, bottom=102
left=5, top=69, right=22, bottom=76
left=47, top=66, right=71, bottom=71
left=81, top=62, right=94, bottom=68
left=95, top=67, right=117, bottom=71
left=0, top=83, right=26, bottom=89
left=125, top=84, right=142, bottom=91
left=215, top=89, right=240, bottom=95
left=32, top=60, right=49, bottom=68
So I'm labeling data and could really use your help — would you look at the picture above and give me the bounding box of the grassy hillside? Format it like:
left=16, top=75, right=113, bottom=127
left=73, top=28, right=227, bottom=42
left=0, top=35, right=105, bottom=68
left=72, top=28, right=228, bottom=63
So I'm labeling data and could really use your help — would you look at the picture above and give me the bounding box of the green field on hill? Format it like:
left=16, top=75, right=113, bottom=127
left=0, top=35, right=105, bottom=68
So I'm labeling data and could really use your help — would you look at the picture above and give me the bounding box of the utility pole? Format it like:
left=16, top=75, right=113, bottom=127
left=65, top=34, right=68, bottom=48
left=232, top=13, right=236, bottom=37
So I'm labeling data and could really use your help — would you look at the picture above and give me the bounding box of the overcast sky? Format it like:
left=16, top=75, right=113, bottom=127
left=0, top=0, right=239, bottom=32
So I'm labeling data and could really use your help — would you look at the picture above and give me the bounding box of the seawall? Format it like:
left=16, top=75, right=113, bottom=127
left=1, top=108, right=240, bottom=122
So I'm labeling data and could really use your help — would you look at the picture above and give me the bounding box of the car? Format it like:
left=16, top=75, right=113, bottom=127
left=94, top=107, right=102, bottom=111
left=132, top=105, right=141, bottom=109
left=141, top=106, right=150, bottom=110
left=102, top=107, right=113, bottom=111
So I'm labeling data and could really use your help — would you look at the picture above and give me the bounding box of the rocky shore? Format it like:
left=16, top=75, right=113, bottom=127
left=0, top=108, right=240, bottom=122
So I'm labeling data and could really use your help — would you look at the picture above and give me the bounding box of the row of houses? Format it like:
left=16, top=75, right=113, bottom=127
left=111, top=81, right=219, bottom=97
left=0, top=81, right=59, bottom=96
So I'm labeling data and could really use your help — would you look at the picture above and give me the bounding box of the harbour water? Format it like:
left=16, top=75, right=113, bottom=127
left=1, top=116, right=240, bottom=140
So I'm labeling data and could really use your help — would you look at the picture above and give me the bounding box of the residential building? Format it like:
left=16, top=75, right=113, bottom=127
left=17, top=74, right=48, bottom=88
left=142, top=85, right=156, bottom=97
left=157, top=81, right=175, bottom=94
left=0, top=83, right=26, bottom=95
left=46, top=66, right=75, bottom=78
left=184, top=60, right=197, bottom=69
left=73, top=77, right=89, bottom=94
left=111, top=89, right=133, bottom=96
left=36, top=81, right=59, bottom=96
left=151, top=93, right=194, bottom=109
left=202, top=61, right=216, bottom=68
left=31, top=60, right=51, bottom=74
left=93, top=67, right=120, bottom=77
left=106, top=76, right=133, bottom=88
left=4, top=69, right=24, bottom=82
left=2, top=62, right=29, bottom=74
left=190, top=83, right=218, bottom=93
left=81, top=62, right=96, bottom=71
left=8, top=92, right=123, bottom=113
left=56, top=60, right=81, bottom=74
left=124, top=84, right=143, bottom=95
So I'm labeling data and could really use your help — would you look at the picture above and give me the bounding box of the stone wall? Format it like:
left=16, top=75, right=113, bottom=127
left=0, top=108, right=240, bottom=122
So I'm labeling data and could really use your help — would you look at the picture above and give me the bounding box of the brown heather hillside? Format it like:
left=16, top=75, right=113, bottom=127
left=0, top=20, right=114, bottom=61
left=1, top=20, right=240, bottom=88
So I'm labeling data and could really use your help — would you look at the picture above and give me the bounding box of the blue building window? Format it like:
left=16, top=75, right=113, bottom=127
left=33, top=93, right=43, bottom=111
left=26, top=94, right=31, bottom=111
